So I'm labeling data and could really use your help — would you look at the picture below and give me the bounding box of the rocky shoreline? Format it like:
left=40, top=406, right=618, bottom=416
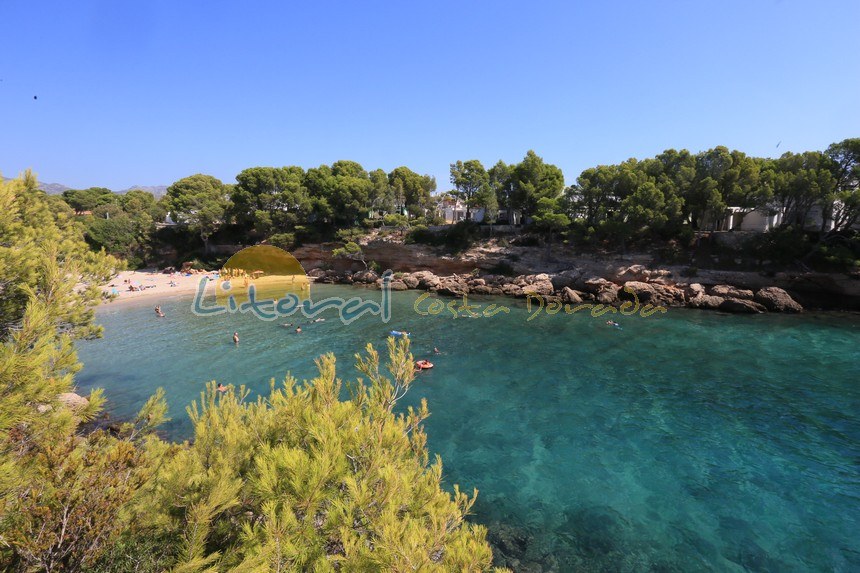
left=293, top=239, right=860, bottom=312
left=307, top=264, right=807, bottom=314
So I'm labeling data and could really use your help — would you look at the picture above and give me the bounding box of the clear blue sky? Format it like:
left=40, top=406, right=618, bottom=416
left=2, top=1, right=858, bottom=191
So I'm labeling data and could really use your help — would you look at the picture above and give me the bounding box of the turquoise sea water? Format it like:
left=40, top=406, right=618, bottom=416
left=76, top=285, right=860, bottom=571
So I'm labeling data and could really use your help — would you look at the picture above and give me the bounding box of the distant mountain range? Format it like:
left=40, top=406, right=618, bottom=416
left=121, top=185, right=169, bottom=197
left=2, top=177, right=168, bottom=197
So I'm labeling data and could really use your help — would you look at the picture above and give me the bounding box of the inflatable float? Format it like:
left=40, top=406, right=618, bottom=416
left=415, top=360, right=434, bottom=370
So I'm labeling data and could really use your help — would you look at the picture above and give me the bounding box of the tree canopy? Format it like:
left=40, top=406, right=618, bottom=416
left=165, top=174, right=230, bottom=252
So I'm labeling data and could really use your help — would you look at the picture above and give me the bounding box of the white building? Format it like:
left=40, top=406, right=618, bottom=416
left=435, top=197, right=522, bottom=225
left=704, top=204, right=838, bottom=233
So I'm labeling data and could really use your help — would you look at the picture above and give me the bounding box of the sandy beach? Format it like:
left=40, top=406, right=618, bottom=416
left=100, top=269, right=216, bottom=306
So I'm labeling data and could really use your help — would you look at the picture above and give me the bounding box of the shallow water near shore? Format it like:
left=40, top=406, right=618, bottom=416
left=77, top=285, right=860, bottom=571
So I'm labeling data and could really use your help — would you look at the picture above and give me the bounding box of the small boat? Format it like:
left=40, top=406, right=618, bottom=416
left=415, top=360, right=434, bottom=370
left=390, top=330, right=410, bottom=338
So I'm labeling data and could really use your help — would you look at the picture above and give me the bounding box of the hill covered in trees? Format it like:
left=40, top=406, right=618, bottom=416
left=51, top=139, right=860, bottom=275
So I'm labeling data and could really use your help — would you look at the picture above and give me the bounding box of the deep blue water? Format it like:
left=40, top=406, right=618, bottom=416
left=76, top=285, right=860, bottom=571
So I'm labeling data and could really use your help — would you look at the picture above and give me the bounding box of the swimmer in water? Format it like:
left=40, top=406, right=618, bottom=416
left=233, top=332, right=239, bottom=345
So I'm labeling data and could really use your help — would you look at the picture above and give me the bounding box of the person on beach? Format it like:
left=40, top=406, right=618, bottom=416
left=233, top=332, right=239, bottom=345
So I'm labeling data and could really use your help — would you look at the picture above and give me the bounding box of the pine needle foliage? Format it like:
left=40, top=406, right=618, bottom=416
left=0, top=172, right=166, bottom=572
left=132, top=339, right=505, bottom=572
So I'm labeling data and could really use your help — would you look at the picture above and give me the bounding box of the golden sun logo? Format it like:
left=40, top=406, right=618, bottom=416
left=215, top=245, right=310, bottom=308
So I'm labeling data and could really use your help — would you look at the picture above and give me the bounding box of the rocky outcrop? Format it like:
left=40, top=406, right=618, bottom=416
left=754, top=286, right=803, bottom=313
left=516, top=274, right=555, bottom=297
left=57, top=392, right=89, bottom=411
left=709, top=284, right=755, bottom=300
left=580, top=277, right=619, bottom=304
left=292, top=237, right=859, bottom=310
left=685, top=283, right=706, bottom=300
left=687, top=294, right=725, bottom=310
left=352, top=269, right=378, bottom=284
left=718, top=298, right=767, bottom=314
left=620, top=281, right=684, bottom=307
left=550, top=269, right=583, bottom=290
left=436, top=276, right=469, bottom=297
left=614, top=264, right=675, bottom=285
left=316, top=266, right=811, bottom=315
left=561, top=287, right=583, bottom=304
left=295, top=238, right=825, bottom=313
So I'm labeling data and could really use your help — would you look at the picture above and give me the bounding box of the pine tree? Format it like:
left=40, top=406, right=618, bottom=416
left=0, top=173, right=166, bottom=572
left=129, top=339, right=506, bottom=572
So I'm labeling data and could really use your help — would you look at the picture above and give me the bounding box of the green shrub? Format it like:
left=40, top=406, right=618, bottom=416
left=267, top=232, right=296, bottom=250
left=442, top=221, right=480, bottom=253
left=512, top=234, right=541, bottom=247
left=335, top=227, right=366, bottom=242
left=187, top=258, right=208, bottom=271
left=383, top=213, right=409, bottom=227
left=746, top=227, right=811, bottom=266
left=405, top=224, right=430, bottom=245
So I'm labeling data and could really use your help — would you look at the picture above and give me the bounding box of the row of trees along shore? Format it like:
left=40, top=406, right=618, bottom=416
left=58, top=139, right=859, bottom=271
left=0, top=172, right=506, bottom=571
